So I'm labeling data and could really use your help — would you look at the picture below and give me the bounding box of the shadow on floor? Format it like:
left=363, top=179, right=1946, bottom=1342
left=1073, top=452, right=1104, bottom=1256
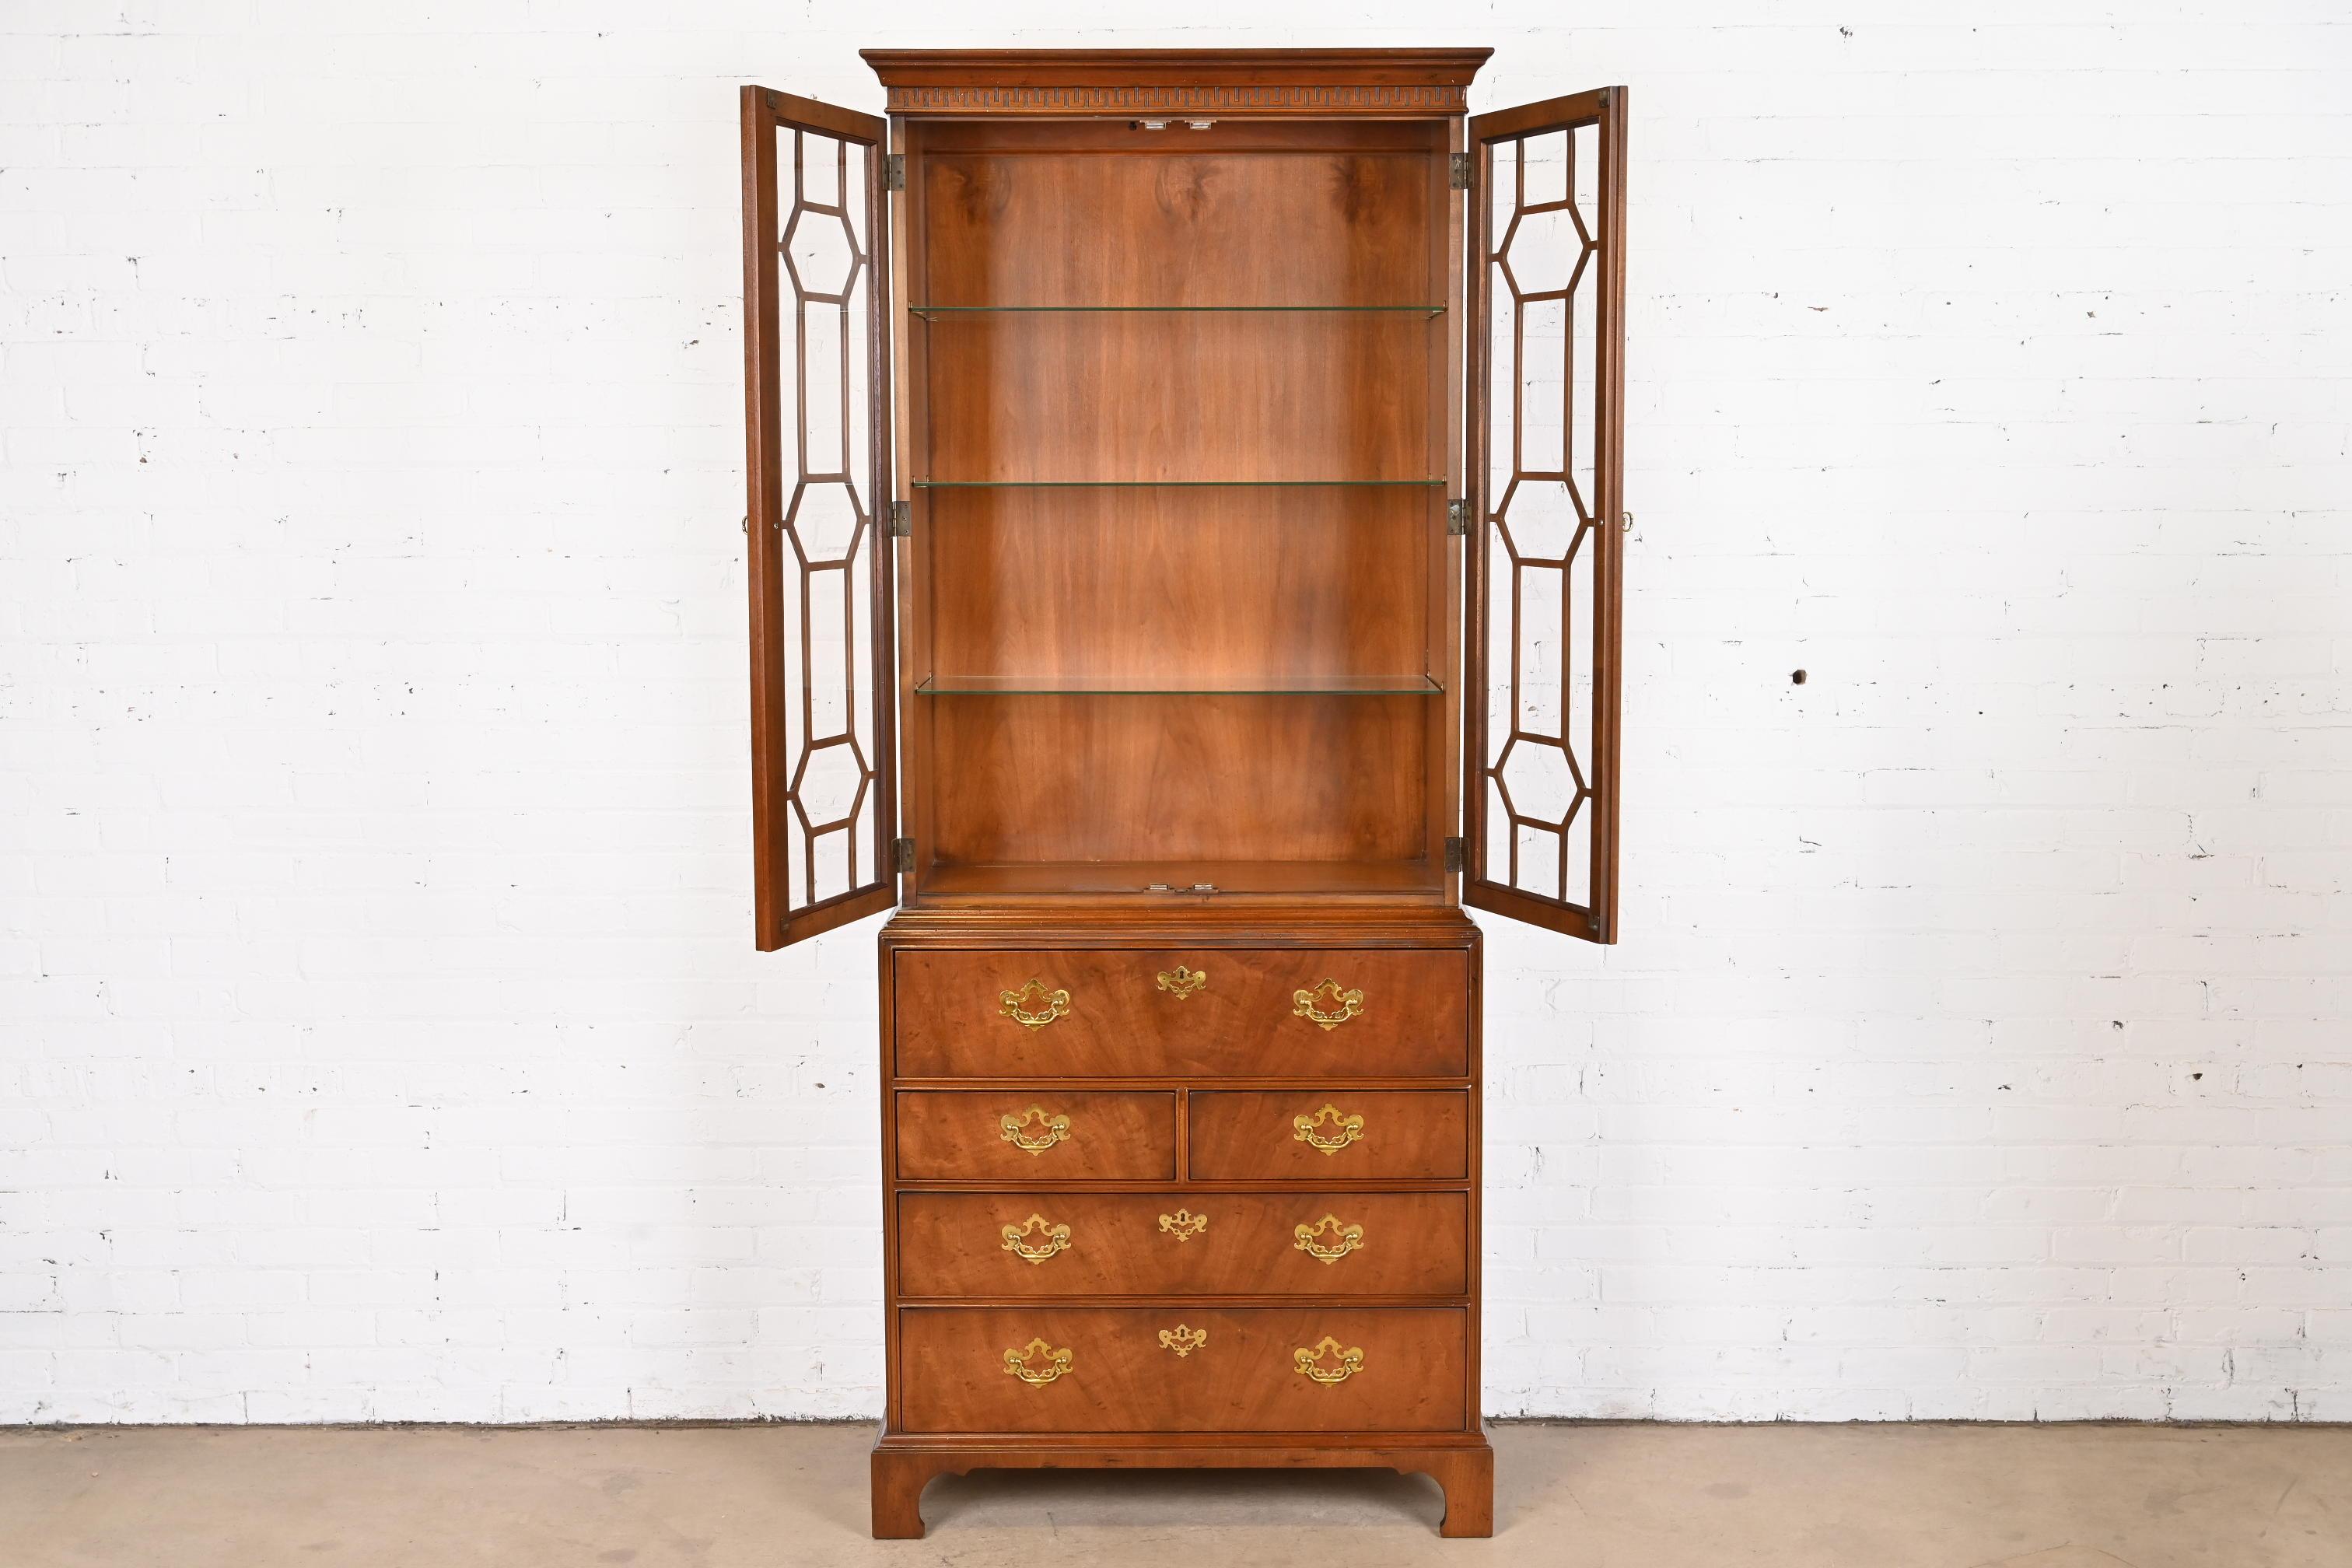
left=919, top=1463, right=1451, bottom=1533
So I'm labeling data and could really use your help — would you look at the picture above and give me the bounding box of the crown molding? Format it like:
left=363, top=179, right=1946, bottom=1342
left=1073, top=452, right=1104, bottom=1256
left=861, top=48, right=1491, bottom=117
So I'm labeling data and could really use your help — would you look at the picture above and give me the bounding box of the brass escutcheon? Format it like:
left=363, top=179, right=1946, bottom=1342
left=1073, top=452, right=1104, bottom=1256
left=1155, top=964, right=1207, bottom=1001
left=1157, top=1208, right=1209, bottom=1242
left=999, top=978, right=1070, bottom=1029
left=1293, top=1213, right=1365, bottom=1264
left=999, top=1104, right=1071, bottom=1154
left=1292, top=978, right=1363, bottom=1031
left=1293, top=1335, right=1365, bottom=1385
left=1292, top=1103, right=1365, bottom=1155
left=999, top=1213, right=1071, bottom=1265
left=1003, top=1337, right=1073, bottom=1386
left=1157, top=1324, right=1208, bottom=1358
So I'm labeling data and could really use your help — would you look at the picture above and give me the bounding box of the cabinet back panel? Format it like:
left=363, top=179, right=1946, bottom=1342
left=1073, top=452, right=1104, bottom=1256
left=927, top=694, right=1427, bottom=866
left=918, top=145, right=1437, bottom=309
left=902, top=116, right=1452, bottom=890
left=926, top=487, right=1427, bottom=681
left=923, top=314, right=1433, bottom=482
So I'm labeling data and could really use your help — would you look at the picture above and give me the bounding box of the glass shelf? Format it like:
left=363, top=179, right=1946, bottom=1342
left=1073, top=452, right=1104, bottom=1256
left=916, top=674, right=1444, bottom=696
left=912, top=479, right=1443, bottom=490
left=910, top=304, right=1445, bottom=320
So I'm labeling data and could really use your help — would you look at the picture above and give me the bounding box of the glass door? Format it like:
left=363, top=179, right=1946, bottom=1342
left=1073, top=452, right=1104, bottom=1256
left=740, top=87, right=897, bottom=949
left=1464, top=88, right=1629, bottom=942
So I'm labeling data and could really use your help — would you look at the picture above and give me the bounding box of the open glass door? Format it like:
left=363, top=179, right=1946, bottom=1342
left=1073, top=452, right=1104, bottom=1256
left=1464, top=88, right=1627, bottom=943
left=740, top=87, right=896, bottom=950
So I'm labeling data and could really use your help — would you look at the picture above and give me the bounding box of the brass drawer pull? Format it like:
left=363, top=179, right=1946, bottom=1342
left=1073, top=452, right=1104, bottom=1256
left=1157, top=1208, right=1208, bottom=1242
left=1294, top=1213, right=1364, bottom=1264
left=1004, top=1337, right=1073, bottom=1386
left=1292, top=1103, right=1364, bottom=1155
left=1292, top=978, right=1363, bottom=1031
left=1294, top=1335, right=1364, bottom=1386
left=1000, top=1213, right=1071, bottom=1265
left=1155, top=964, right=1206, bottom=1001
left=1157, top=1324, right=1208, bottom=1358
left=999, top=1104, right=1071, bottom=1154
left=999, top=978, right=1070, bottom=1029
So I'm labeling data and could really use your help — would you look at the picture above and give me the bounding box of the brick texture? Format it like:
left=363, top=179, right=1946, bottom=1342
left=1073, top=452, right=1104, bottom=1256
left=2, top=3, right=2348, bottom=1423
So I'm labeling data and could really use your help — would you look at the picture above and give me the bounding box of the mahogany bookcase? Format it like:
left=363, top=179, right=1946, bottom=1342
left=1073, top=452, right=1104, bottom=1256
left=738, top=48, right=1626, bottom=1538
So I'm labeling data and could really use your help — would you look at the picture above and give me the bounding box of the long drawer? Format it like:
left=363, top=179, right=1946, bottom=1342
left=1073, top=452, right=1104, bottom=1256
left=896, top=1191, right=1468, bottom=1297
left=894, top=948, right=1468, bottom=1078
left=1188, top=1090, right=1470, bottom=1181
left=898, top=1306, right=1468, bottom=1434
left=895, top=1090, right=1177, bottom=1181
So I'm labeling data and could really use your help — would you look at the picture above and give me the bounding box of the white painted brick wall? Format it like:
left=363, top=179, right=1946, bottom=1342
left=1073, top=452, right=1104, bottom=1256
left=3, top=1, right=2348, bottom=1423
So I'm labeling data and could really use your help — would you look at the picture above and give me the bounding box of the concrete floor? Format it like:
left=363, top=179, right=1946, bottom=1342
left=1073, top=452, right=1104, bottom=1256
left=2, top=1422, right=2347, bottom=1567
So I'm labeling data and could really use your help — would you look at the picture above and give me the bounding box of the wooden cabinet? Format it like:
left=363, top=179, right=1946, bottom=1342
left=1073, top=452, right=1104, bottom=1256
left=739, top=47, right=1629, bottom=1541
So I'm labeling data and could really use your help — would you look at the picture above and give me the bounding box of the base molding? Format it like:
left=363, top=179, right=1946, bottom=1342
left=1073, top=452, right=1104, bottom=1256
left=870, top=1430, right=1495, bottom=1539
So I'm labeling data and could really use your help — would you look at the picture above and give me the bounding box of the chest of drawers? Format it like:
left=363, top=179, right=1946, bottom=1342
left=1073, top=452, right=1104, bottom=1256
left=870, top=912, right=1493, bottom=1538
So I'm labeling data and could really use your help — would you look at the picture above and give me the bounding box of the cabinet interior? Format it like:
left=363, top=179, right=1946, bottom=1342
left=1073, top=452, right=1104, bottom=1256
left=898, top=118, right=1458, bottom=901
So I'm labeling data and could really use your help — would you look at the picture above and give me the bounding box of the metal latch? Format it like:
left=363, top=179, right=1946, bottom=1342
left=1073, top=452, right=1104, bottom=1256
left=888, top=499, right=910, bottom=537
left=1450, top=152, right=1473, bottom=191
left=1444, top=837, right=1466, bottom=873
left=1446, top=499, right=1472, bottom=536
left=892, top=837, right=914, bottom=873
left=884, top=154, right=905, bottom=192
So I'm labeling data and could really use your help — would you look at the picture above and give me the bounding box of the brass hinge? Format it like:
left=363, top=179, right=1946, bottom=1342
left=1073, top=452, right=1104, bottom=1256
left=892, top=837, right=914, bottom=873
left=884, top=154, right=905, bottom=192
left=1446, top=499, right=1472, bottom=536
left=1444, top=837, right=1466, bottom=873
left=888, top=499, right=910, bottom=537
left=1449, top=152, right=1473, bottom=191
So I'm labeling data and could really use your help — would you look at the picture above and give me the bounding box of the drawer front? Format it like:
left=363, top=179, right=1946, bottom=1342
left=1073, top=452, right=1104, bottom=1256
left=894, top=948, right=1468, bottom=1079
left=899, top=1306, right=1467, bottom=1434
left=1188, top=1090, right=1469, bottom=1181
left=896, top=1191, right=1468, bottom=1298
left=895, top=1091, right=1175, bottom=1181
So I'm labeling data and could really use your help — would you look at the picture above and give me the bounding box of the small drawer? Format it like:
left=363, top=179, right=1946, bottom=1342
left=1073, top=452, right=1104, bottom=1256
left=898, top=1305, right=1467, bottom=1434
left=893, top=948, right=1468, bottom=1079
left=896, top=1191, right=1468, bottom=1298
left=894, top=1090, right=1176, bottom=1181
left=1187, top=1090, right=1468, bottom=1181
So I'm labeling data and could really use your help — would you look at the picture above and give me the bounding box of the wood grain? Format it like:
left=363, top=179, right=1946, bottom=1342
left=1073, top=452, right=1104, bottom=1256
left=897, top=1305, right=1467, bottom=1433
left=918, top=132, right=1437, bottom=309
left=1188, top=1090, right=1470, bottom=1181
left=862, top=49, right=1493, bottom=118
left=928, top=694, right=1430, bottom=870
left=896, top=1090, right=1177, bottom=1181
left=895, top=1191, right=1469, bottom=1297
left=893, top=947, right=1468, bottom=1078
left=922, top=485, right=1426, bottom=683
left=897, top=112, right=1453, bottom=891
left=924, top=316, right=1430, bottom=483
